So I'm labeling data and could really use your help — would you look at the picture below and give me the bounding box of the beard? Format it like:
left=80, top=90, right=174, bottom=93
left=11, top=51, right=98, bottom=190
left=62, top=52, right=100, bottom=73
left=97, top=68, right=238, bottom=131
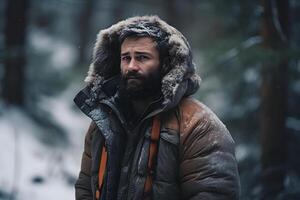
left=119, top=68, right=162, bottom=100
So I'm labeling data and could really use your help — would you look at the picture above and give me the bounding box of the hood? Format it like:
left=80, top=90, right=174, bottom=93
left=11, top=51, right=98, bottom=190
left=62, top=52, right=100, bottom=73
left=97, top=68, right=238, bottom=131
left=85, top=15, right=201, bottom=109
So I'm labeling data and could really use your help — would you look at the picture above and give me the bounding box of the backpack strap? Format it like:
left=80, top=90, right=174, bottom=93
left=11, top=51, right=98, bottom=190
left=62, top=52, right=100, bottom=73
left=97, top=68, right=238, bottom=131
left=144, top=115, right=161, bottom=199
left=95, top=115, right=161, bottom=200
left=96, top=145, right=107, bottom=200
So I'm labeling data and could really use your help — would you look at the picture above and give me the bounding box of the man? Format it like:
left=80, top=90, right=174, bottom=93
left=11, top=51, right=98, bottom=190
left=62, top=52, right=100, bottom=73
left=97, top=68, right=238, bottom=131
left=74, top=15, right=240, bottom=200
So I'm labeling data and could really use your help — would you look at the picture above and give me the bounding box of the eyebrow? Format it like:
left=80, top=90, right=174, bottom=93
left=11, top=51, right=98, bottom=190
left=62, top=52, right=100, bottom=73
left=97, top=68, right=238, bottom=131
left=121, top=51, right=152, bottom=57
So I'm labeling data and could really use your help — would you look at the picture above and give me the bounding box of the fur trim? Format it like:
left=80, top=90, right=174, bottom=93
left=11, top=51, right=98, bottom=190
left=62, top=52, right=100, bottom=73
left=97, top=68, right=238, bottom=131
left=85, top=15, right=201, bottom=106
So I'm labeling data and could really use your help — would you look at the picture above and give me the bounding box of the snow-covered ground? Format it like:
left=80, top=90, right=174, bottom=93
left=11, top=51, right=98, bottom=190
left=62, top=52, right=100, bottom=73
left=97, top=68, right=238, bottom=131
left=0, top=84, right=90, bottom=200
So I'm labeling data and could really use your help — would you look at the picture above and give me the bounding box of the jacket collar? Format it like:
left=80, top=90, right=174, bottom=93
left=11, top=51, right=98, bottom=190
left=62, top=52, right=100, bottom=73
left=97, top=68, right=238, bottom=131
left=74, top=75, right=167, bottom=131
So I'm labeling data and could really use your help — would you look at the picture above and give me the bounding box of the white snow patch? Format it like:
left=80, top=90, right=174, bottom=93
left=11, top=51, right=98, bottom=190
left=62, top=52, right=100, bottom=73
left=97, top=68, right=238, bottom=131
left=38, top=82, right=90, bottom=149
left=29, top=29, right=76, bottom=69
left=235, top=143, right=260, bottom=162
left=286, top=117, right=300, bottom=131
left=235, top=144, right=249, bottom=162
left=0, top=83, right=90, bottom=200
left=292, top=80, right=300, bottom=92
left=244, top=68, right=259, bottom=83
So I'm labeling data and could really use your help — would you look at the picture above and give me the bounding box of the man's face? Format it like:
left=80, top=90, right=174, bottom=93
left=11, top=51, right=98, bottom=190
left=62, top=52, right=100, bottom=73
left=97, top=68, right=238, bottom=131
left=120, top=37, right=161, bottom=99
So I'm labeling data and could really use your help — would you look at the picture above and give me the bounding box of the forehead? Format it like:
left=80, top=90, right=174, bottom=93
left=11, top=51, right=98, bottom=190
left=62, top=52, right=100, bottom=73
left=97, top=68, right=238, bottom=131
left=121, top=37, right=157, bottom=53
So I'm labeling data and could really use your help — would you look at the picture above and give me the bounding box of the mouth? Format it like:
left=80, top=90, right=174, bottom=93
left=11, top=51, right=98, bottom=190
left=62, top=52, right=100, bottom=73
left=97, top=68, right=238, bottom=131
left=126, top=75, right=143, bottom=81
left=127, top=77, right=138, bottom=80
left=126, top=78, right=142, bottom=83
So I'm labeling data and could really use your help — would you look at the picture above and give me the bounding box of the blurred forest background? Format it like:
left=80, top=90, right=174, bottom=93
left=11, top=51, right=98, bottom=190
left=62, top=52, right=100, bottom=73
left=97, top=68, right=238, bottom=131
left=0, top=0, right=300, bottom=199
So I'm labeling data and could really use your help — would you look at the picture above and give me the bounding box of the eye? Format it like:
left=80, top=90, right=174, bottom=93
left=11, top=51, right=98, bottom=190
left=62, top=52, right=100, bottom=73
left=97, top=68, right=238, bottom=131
left=121, top=56, right=131, bottom=62
left=136, top=55, right=149, bottom=61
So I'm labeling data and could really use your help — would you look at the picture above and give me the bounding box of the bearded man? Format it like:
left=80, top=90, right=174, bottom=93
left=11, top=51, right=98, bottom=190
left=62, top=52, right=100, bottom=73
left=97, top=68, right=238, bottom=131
left=74, top=16, right=240, bottom=200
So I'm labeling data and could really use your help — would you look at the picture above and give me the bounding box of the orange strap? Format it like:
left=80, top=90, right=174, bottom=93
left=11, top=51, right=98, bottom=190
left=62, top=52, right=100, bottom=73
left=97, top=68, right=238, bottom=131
left=144, top=115, right=161, bottom=198
left=95, top=115, right=160, bottom=200
left=96, top=145, right=107, bottom=200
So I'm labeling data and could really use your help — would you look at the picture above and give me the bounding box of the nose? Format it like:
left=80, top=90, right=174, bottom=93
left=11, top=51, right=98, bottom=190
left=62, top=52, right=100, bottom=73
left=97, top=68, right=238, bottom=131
left=127, top=58, right=139, bottom=72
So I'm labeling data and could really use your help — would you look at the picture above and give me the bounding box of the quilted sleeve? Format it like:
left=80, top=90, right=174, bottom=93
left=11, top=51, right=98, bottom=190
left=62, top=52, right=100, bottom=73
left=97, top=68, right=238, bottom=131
left=179, top=100, right=240, bottom=200
left=75, top=121, right=97, bottom=200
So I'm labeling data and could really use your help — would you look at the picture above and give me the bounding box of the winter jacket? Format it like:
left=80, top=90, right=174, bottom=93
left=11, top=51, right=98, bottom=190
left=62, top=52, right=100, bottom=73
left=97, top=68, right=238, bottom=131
left=74, top=16, right=240, bottom=200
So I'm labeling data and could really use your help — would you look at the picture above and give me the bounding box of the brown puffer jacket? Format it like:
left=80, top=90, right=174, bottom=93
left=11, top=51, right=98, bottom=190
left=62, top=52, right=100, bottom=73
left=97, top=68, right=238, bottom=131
left=75, top=97, right=240, bottom=200
left=74, top=15, right=240, bottom=200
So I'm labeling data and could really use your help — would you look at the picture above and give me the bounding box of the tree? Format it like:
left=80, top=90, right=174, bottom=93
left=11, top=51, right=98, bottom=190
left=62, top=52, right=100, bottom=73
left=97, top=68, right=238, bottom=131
left=163, top=0, right=193, bottom=31
left=260, top=0, right=290, bottom=198
left=78, top=0, right=96, bottom=64
left=3, top=0, right=30, bottom=105
left=111, top=0, right=125, bottom=23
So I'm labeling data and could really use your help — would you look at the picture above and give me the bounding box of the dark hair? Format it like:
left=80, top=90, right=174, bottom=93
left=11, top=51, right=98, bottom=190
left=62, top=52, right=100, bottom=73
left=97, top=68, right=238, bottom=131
left=119, top=21, right=170, bottom=74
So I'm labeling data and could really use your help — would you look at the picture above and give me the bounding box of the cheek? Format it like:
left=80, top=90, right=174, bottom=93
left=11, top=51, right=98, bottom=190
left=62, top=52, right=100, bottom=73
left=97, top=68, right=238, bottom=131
left=145, top=61, right=160, bottom=74
left=120, top=64, right=126, bottom=74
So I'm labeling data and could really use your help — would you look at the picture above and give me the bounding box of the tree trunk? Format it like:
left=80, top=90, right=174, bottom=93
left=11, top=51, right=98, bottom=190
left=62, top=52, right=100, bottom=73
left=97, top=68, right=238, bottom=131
left=111, top=0, right=125, bottom=23
left=260, top=0, right=289, bottom=198
left=163, top=0, right=193, bottom=31
left=78, top=0, right=96, bottom=64
left=3, top=0, right=30, bottom=105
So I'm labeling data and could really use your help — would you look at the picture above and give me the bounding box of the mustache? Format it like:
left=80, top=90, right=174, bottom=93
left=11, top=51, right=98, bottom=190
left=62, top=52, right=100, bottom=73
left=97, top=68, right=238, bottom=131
left=124, top=71, right=144, bottom=80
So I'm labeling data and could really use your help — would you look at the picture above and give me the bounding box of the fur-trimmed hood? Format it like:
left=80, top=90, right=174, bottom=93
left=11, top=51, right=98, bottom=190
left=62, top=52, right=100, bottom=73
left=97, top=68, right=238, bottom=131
left=85, top=15, right=201, bottom=109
